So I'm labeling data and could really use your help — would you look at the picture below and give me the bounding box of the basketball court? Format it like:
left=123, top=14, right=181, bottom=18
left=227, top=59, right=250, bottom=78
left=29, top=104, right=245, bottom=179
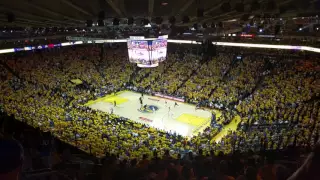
left=85, top=91, right=217, bottom=137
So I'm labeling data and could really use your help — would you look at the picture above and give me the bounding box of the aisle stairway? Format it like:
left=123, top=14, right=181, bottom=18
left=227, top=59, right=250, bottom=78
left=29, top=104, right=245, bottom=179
left=211, top=115, right=241, bottom=143
left=208, top=57, right=237, bottom=98
left=235, top=57, right=275, bottom=104
left=0, top=61, right=22, bottom=80
left=174, top=63, right=202, bottom=94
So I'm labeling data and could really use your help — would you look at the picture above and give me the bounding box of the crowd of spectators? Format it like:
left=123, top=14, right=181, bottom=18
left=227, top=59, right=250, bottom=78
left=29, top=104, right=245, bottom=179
left=1, top=111, right=318, bottom=180
left=0, top=43, right=319, bottom=179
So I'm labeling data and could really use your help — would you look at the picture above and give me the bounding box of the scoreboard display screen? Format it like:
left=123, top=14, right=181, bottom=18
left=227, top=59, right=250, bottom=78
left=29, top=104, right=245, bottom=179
left=127, top=40, right=150, bottom=64
left=151, top=39, right=167, bottom=62
left=127, top=37, right=167, bottom=67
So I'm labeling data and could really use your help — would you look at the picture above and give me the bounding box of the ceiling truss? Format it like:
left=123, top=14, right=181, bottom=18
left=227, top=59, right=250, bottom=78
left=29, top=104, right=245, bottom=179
left=60, top=0, right=93, bottom=17
left=0, top=0, right=314, bottom=28
left=104, top=0, right=123, bottom=17
left=0, top=6, right=81, bottom=26
left=148, top=0, right=154, bottom=19
left=173, top=0, right=196, bottom=16
left=22, top=1, right=84, bottom=23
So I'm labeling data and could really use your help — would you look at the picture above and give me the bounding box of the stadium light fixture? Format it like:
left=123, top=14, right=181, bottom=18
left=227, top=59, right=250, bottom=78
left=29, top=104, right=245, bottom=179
left=144, top=23, right=152, bottom=27
left=98, top=19, right=105, bottom=26
left=155, top=17, right=163, bottom=25
left=113, top=18, right=120, bottom=25
left=128, top=17, right=134, bottom=25
left=143, top=19, right=150, bottom=26
left=202, top=23, right=208, bottom=29
left=169, top=16, right=176, bottom=24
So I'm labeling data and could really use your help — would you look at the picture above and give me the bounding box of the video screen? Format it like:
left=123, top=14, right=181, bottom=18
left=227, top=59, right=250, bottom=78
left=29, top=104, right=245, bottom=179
left=127, top=37, right=167, bottom=67
left=151, top=39, right=167, bottom=62
left=127, top=40, right=151, bottom=64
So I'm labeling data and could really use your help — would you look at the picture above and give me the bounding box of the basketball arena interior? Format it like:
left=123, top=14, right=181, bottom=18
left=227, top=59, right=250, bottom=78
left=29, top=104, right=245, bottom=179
left=0, top=0, right=319, bottom=179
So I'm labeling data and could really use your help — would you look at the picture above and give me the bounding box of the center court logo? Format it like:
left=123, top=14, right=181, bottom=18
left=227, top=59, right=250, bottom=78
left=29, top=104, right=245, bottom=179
left=138, top=105, right=159, bottom=113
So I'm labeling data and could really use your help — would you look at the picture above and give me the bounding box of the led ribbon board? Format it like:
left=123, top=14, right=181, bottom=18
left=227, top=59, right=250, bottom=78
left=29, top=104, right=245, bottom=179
left=1, top=38, right=320, bottom=54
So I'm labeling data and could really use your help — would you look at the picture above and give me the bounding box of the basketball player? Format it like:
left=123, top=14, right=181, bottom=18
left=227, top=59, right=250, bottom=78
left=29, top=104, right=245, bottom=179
left=114, top=100, right=117, bottom=107
left=168, top=106, right=174, bottom=118
left=195, top=104, right=200, bottom=111
left=174, top=102, right=179, bottom=108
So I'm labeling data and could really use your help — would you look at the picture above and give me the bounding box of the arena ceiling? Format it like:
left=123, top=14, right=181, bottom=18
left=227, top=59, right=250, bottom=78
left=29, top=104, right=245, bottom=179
left=0, top=0, right=319, bottom=27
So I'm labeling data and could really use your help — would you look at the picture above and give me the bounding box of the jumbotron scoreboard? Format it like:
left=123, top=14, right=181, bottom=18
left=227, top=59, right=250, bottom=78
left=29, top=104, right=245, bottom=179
left=127, top=35, right=168, bottom=68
